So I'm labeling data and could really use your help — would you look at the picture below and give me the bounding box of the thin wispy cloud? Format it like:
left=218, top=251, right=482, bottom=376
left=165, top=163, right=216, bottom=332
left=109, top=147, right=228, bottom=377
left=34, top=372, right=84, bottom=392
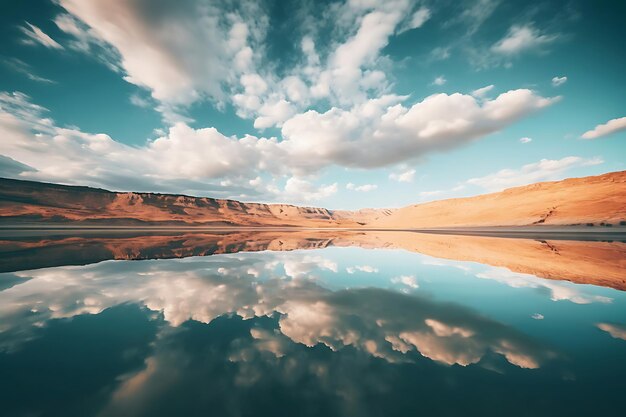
left=467, top=156, right=604, bottom=191
left=492, top=24, right=559, bottom=55
left=346, top=183, right=378, bottom=192
left=2, top=57, right=55, bottom=84
left=19, top=22, right=63, bottom=49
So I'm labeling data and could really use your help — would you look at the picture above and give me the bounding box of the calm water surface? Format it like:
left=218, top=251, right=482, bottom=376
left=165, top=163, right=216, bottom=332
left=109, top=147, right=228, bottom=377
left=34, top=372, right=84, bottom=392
left=0, top=230, right=625, bottom=417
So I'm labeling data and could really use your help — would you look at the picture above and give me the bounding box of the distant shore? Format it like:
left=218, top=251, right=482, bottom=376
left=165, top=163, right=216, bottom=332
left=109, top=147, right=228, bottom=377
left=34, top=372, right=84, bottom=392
left=1, top=224, right=625, bottom=241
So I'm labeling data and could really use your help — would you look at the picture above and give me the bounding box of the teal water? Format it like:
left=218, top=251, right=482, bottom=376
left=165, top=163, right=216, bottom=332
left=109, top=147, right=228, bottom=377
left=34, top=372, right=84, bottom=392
left=0, top=233, right=625, bottom=417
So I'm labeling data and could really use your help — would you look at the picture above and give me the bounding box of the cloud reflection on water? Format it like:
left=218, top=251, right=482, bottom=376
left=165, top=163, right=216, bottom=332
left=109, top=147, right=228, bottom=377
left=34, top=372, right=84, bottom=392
left=0, top=251, right=554, bottom=369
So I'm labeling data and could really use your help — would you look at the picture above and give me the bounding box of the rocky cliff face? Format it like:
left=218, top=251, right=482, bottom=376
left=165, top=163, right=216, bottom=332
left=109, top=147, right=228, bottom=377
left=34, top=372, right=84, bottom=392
left=0, top=178, right=358, bottom=226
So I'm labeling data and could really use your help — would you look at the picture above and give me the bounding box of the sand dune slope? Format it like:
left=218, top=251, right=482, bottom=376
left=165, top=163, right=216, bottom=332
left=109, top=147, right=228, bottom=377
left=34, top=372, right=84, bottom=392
left=371, top=171, right=626, bottom=228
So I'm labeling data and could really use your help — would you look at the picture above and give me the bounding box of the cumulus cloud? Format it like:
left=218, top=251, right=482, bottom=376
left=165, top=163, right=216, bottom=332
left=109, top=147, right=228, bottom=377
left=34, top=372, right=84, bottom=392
left=19, top=22, right=63, bottom=49
left=277, top=177, right=338, bottom=203
left=467, top=156, right=603, bottom=191
left=581, top=116, right=626, bottom=139
left=280, top=89, right=558, bottom=170
left=551, top=76, right=567, bottom=87
left=492, top=24, right=559, bottom=55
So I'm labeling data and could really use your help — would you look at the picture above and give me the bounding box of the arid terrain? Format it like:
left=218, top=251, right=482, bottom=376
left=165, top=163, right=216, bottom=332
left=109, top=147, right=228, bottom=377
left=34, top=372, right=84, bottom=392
left=0, top=170, right=625, bottom=228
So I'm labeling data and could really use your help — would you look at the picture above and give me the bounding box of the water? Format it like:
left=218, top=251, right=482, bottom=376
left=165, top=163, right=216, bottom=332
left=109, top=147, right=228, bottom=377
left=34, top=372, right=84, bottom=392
left=1, top=230, right=625, bottom=417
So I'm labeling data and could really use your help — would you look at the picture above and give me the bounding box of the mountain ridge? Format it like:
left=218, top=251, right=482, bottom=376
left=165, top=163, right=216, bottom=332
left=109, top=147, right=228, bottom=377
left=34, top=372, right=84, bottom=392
left=0, top=170, right=624, bottom=228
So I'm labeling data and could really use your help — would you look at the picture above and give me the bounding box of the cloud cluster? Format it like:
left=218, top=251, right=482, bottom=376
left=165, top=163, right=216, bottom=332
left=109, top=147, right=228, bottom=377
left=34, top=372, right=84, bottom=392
left=52, top=0, right=427, bottom=126
left=0, top=87, right=557, bottom=201
left=0, top=252, right=554, bottom=369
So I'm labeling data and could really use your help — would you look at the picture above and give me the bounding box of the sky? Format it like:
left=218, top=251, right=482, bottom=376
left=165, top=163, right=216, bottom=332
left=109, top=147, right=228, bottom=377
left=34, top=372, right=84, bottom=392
left=0, top=0, right=624, bottom=209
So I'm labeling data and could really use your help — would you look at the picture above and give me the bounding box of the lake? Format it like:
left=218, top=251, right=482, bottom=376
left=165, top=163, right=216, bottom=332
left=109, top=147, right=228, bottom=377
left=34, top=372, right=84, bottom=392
left=1, top=230, right=625, bottom=417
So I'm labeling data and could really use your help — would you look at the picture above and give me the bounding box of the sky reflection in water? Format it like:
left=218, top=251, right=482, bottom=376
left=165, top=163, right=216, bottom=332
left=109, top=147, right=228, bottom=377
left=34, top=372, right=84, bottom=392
left=0, top=233, right=625, bottom=417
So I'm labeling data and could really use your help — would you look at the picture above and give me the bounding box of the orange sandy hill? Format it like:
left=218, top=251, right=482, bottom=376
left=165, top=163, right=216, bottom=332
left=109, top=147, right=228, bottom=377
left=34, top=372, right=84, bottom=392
left=0, top=170, right=624, bottom=227
left=371, top=170, right=626, bottom=228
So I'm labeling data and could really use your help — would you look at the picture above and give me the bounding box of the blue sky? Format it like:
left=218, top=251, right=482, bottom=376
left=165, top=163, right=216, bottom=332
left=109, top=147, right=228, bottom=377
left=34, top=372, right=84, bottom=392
left=0, top=0, right=624, bottom=209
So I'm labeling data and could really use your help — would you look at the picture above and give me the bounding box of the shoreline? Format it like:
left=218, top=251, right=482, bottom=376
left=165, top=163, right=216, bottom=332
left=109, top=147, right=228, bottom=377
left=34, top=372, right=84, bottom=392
left=1, top=224, right=625, bottom=241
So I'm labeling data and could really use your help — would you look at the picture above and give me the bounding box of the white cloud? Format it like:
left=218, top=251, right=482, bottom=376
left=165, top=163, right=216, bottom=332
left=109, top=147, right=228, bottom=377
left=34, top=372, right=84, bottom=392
left=492, top=24, right=559, bottom=55
left=519, top=137, right=532, bottom=143
left=419, top=190, right=444, bottom=197
left=398, top=7, right=431, bottom=34
left=346, top=265, right=379, bottom=274
left=280, top=177, right=338, bottom=203
left=597, top=323, right=626, bottom=341
left=477, top=267, right=613, bottom=305
left=2, top=58, right=55, bottom=84
left=129, top=94, right=150, bottom=108
left=551, top=76, right=567, bottom=87
left=19, top=22, right=63, bottom=49
left=581, top=116, right=626, bottom=139
left=471, top=85, right=494, bottom=98
left=430, top=46, right=450, bottom=61
left=432, top=75, right=446, bottom=86
left=467, top=156, right=603, bottom=192
left=54, top=0, right=422, bottom=128
left=389, top=168, right=416, bottom=183
left=58, top=0, right=266, bottom=106
left=346, top=183, right=378, bottom=192
left=391, top=275, right=418, bottom=289
left=280, top=89, right=557, bottom=171
left=417, top=185, right=466, bottom=200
